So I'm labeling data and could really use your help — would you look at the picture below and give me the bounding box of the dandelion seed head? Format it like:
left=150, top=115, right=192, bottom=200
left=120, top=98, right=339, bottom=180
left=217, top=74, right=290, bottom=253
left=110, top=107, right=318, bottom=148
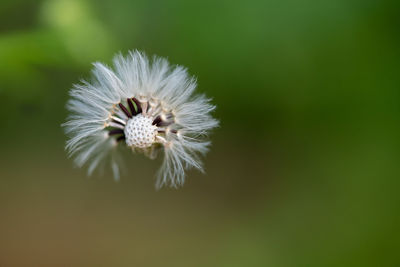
left=63, top=50, right=219, bottom=188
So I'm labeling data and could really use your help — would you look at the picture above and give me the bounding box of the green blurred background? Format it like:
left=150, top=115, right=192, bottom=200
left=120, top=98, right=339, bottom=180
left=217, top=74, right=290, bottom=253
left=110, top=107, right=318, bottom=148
left=0, top=0, right=399, bottom=266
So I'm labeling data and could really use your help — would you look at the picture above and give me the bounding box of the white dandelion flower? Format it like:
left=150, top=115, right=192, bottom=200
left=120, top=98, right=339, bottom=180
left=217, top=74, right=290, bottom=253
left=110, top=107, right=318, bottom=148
left=63, top=50, right=218, bottom=188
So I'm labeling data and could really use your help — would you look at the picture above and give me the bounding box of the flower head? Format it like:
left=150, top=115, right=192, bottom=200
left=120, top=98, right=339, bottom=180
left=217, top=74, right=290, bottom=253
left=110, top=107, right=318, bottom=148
left=63, top=50, right=218, bottom=188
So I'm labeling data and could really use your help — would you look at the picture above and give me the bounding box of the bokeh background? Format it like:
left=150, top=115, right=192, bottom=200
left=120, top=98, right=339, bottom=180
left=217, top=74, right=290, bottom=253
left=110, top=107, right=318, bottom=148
left=0, top=0, right=399, bottom=266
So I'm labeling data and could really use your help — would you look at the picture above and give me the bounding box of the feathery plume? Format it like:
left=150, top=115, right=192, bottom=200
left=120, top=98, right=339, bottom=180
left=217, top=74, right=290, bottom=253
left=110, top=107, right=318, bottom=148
left=63, top=50, right=218, bottom=188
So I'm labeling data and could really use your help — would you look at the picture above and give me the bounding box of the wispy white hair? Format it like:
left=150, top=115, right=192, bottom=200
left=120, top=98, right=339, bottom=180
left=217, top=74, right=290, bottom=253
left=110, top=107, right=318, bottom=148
left=63, top=50, right=218, bottom=188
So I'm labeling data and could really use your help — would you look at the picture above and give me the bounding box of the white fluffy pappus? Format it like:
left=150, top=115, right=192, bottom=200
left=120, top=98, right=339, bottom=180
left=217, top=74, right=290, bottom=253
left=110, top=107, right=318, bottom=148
left=63, top=50, right=219, bottom=188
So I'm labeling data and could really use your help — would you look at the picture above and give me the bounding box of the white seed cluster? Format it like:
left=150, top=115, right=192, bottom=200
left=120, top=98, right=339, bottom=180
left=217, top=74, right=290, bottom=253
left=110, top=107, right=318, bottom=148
left=64, top=51, right=219, bottom=188
left=124, top=114, right=157, bottom=148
